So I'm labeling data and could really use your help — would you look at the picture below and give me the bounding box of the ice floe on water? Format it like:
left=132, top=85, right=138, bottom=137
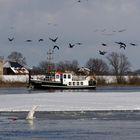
left=0, top=91, right=140, bottom=112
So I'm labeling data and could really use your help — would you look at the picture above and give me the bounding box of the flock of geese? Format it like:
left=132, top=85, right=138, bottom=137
left=7, top=36, right=83, bottom=51
left=95, top=28, right=138, bottom=55
left=7, top=34, right=138, bottom=56
left=99, top=41, right=137, bottom=55
left=6, top=0, right=138, bottom=57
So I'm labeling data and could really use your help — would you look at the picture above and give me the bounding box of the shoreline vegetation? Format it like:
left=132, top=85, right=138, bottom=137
left=0, top=81, right=28, bottom=87
left=97, top=76, right=140, bottom=86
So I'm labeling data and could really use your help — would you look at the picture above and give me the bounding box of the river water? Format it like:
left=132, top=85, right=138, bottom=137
left=0, top=86, right=140, bottom=140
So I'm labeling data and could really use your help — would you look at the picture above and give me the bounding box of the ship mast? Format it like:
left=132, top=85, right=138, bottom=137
left=47, top=48, right=54, bottom=72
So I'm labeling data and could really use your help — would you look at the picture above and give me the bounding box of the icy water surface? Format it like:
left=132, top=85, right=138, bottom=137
left=0, top=86, right=140, bottom=140
left=1, top=85, right=140, bottom=94
left=1, top=111, right=140, bottom=140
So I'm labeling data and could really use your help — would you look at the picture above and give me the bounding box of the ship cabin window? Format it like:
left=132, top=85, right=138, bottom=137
left=81, top=82, right=83, bottom=85
left=46, top=73, right=55, bottom=81
left=63, top=74, right=67, bottom=79
left=68, top=74, right=71, bottom=79
left=77, top=82, right=79, bottom=86
left=69, top=82, right=71, bottom=85
left=55, top=74, right=60, bottom=79
left=73, top=82, right=75, bottom=86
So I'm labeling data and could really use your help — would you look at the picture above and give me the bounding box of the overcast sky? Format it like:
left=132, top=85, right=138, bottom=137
left=0, top=0, right=140, bottom=70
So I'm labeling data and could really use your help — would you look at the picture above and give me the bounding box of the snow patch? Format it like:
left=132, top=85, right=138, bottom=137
left=0, top=92, right=140, bottom=111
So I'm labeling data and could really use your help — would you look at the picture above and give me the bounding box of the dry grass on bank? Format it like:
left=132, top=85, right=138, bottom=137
left=97, top=76, right=140, bottom=86
left=0, top=81, right=28, bottom=87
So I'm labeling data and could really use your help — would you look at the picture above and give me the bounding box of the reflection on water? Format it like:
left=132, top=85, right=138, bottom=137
left=1, top=85, right=140, bottom=95
left=26, top=119, right=35, bottom=129
left=96, top=85, right=140, bottom=92
left=29, top=86, right=140, bottom=93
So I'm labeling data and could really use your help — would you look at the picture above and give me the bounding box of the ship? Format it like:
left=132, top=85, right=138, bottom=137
left=29, top=48, right=96, bottom=90
left=30, top=71, right=96, bottom=90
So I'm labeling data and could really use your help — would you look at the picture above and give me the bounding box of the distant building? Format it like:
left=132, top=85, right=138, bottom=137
left=0, top=57, right=4, bottom=75
left=3, top=61, right=29, bottom=75
left=78, top=67, right=90, bottom=75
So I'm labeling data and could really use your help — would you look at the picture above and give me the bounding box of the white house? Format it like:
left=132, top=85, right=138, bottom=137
left=3, top=61, right=29, bottom=75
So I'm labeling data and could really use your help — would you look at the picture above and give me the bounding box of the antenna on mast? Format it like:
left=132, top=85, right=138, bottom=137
left=47, top=48, right=54, bottom=72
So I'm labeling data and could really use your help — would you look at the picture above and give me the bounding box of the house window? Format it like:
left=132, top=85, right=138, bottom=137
left=73, top=82, right=75, bottom=86
left=69, top=82, right=71, bottom=85
left=81, top=82, right=83, bottom=85
left=56, top=74, right=59, bottom=79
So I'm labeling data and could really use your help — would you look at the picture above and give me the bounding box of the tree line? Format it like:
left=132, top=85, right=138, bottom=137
left=32, top=52, right=131, bottom=80
left=6, top=51, right=131, bottom=77
left=5, top=51, right=140, bottom=85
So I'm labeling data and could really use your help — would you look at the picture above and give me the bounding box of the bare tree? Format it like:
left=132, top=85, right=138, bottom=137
left=56, top=60, right=79, bottom=72
left=86, top=58, right=109, bottom=75
left=56, top=61, right=66, bottom=72
left=32, top=60, right=78, bottom=75
left=32, top=60, right=55, bottom=74
left=71, top=60, right=79, bottom=72
left=119, top=54, right=131, bottom=75
left=107, top=52, right=119, bottom=75
left=7, top=51, right=27, bottom=66
left=107, top=52, right=131, bottom=83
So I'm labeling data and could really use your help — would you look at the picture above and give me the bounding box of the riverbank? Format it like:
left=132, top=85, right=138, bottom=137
left=1, top=75, right=140, bottom=87
left=0, top=82, right=28, bottom=87
left=1, top=81, right=140, bottom=88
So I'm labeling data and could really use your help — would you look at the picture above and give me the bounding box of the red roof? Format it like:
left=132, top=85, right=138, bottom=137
left=55, top=71, right=63, bottom=74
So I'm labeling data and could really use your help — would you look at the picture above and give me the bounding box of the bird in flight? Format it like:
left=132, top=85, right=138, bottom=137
left=49, top=37, right=58, bottom=42
left=101, top=43, right=107, bottom=46
left=130, top=43, right=137, bottom=46
left=77, top=0, right=88, bottom=2
left=53, top=45, right=59, bottom=50
left=115, top=42, right=126, bottom=46
left=99, top=50, right=107, bottom=55
left=8, top=37, right=14, bottom=42
left=120, top=45, right=126, bottom=49
left=26, top=39, right=32, bottom=42
left=115, top=42, right=126, bottom=49
left=69, top=43, right=75, bottom=48
left=118, top=29, right=126, bottom=32
left=76, top=43, right=83, bottom=45
left=38, top=39, right=44, bottom=42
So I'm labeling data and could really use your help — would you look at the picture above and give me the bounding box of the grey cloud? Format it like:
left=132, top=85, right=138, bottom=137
left=0, top=0, right=140, bottom=69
